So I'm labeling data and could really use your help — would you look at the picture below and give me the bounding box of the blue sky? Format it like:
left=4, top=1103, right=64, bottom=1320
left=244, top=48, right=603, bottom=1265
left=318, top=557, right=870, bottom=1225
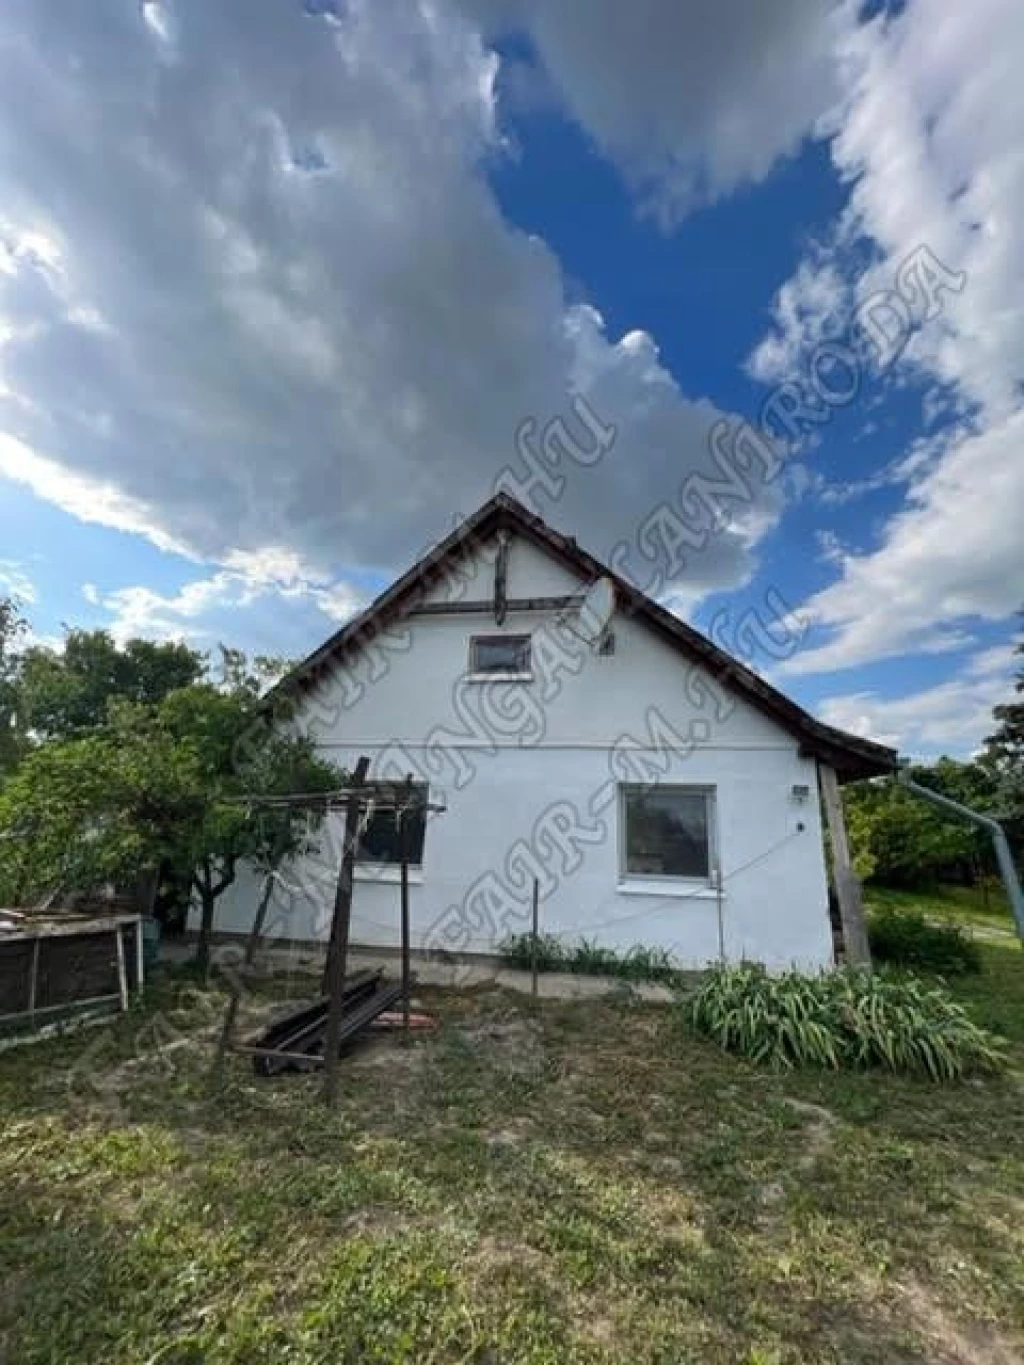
left=0, top=0, right=1021, bottom=757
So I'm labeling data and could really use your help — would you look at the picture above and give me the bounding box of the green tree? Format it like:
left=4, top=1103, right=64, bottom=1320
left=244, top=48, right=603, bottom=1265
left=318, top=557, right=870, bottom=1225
left=982, top=623, right=1024, bottom=847
left=213, top=645, right=292, bottom=697
left=0, top=713, right=201, bottom=906
left=0, top=678, right=343, bottom=971
left=0, top=597, right=26, bottom=780
left=844, top=758, right=998, bottom=890
left=844, top=795, right=879, bottom=883
left=152, top=681, right=342, bottom=973
left=19, top=629, right=205, bottom=739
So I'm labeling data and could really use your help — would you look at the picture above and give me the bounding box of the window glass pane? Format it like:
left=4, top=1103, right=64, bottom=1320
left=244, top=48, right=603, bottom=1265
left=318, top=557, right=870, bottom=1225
left=356, top=789, right=427, bottom=865
left=624, top=788, right=710, bottom=879
left=471, top=635, right=531, bottom=674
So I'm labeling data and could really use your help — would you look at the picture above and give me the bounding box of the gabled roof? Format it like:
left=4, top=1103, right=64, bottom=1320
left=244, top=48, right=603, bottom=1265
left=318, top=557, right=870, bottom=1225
left=274, top=493, right=897, bottom=782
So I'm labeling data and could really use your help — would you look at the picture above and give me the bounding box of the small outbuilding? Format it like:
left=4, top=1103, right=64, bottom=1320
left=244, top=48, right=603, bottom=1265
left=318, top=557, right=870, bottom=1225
left=0, top=910, right=144, bottom=1033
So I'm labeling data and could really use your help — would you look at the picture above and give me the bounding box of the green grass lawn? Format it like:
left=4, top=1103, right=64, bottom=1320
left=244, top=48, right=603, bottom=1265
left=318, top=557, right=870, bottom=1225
left=865, top=882, right=1018, bottom=938
left=1, top=941, right=1022, bottom=1364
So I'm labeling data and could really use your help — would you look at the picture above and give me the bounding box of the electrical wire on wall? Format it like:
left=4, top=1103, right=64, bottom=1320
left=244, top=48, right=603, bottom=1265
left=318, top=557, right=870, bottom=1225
left=535, top=825, right=805, bottom=940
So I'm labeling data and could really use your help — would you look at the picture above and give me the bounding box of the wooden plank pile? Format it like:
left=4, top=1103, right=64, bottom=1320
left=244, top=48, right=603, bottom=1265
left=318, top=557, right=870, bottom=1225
left=240, top=968, right=409, bottom=1076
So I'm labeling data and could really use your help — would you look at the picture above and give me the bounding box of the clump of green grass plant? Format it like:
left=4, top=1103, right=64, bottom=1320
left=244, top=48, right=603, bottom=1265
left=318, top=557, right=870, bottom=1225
left=689, top=962, right=1005, bottom=1080
left=498, top=933, right=682, bottom=985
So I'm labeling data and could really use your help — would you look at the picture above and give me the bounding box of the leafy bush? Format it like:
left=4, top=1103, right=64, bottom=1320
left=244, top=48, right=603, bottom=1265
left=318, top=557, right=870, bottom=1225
left=689, top=963, right=1005, bottom=1080
left=498, top=934, right=682, bottom=985
left=868, top=908, right=982, bottom=976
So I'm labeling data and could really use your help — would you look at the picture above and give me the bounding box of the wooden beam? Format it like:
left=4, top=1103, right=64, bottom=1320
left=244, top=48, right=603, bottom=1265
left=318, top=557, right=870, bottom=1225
left=494, top=530, right=509, bottom=625
left=409, top=595, right=584, bottom=617
left=0, top=993, right=122, bottom=1027
left=27, top=938, right=40, bottom=1026
left=400, top=774, right=413, bottom=1038
left=134, top=916, right=145, bottom=999
left=530, top=877, right=540, bottom=999
left=114, top=924, right=129, bottom=1012
left=322, top=755, right=370, bottom=1107
left=819, top=763, right=871, bottom=966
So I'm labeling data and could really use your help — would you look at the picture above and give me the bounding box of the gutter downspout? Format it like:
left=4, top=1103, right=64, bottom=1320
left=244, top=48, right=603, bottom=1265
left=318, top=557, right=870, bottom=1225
left=897, top=770, right=1024, bottom=940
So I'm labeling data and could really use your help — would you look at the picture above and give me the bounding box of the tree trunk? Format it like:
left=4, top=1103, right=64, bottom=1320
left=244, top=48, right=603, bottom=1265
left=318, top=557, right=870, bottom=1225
left=195, top=883, right=216, bottom=976
left=193, top=859, right=235, bottom=977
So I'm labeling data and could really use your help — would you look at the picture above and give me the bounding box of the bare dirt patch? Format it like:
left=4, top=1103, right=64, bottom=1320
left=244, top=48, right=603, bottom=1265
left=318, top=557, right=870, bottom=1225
left=897, top=1277, right=1024, bottom=1365
left=783, top=1096, right=840, bottom=1171
left=453, top=1016, right=547, bottom=1077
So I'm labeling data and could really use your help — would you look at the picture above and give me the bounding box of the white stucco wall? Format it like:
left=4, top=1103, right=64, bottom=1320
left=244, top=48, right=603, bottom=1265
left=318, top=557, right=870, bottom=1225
left=198, top=530, right=835, bottom=970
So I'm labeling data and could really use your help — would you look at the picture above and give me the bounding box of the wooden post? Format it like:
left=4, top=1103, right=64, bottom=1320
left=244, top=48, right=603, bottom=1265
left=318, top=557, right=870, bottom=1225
left=27, top=938, right=40, bottom=1027
left=400, top=774, right=413, bottom=1039
left=494, top=529, right=510, bottom=625
left=322, top=756, right=370, bottom=1108
left=819, top=763, right=871, bottom=966
left=212, top=865, right=279, bottom=1082
left=115, top=924, right=129, bottom=1012
left=530, top=877, right=539, bottom=999
left=134, top=916, right=145, bottom=999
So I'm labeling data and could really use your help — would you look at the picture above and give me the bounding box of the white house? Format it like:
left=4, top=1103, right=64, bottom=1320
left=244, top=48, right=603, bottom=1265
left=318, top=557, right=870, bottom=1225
left=204, top=494, right=895, bottom=971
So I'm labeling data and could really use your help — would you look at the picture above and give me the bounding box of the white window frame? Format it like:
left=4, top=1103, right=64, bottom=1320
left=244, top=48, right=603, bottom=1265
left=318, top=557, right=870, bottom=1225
left=466, top=633, right=533, bottom=682
left=618, top=783, right=718, bottom=889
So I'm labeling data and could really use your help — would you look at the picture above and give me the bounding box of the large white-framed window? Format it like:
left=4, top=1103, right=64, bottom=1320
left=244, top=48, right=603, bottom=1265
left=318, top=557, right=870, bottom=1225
left=619, top=784, right=716, bottom=885
left=467, top=633, right=532, bottom=680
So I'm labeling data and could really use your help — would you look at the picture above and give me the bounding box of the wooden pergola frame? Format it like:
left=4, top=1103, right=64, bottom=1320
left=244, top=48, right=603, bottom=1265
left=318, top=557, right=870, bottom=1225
left=214, top=761, right=445, bottom=1105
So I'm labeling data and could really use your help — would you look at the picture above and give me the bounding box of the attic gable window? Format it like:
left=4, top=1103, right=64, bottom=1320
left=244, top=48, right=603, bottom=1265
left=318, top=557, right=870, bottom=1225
left=468, top=634, right=532, bottom=679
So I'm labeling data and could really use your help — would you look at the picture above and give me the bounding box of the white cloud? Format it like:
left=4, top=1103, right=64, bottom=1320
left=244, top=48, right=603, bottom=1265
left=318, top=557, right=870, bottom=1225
left=747, top=255, right=849, bottom=386
left=220, top=546, right=330, bottom=594
left=0, top=0, right=814, bottom=605
left=141, top=2, right=177, bottom=51
left=750, top=0, right=1024, bottom=674
left=781, top=410, right=1024, bottom=674
left=811, top=435, right=946, bottom=508
left=93, top=565, right=367, bottom=648
left=964, top=645, right=1017, bottom=681
left=818, top=641, right=1017, bottom=757
left=98, top=578, right=238, bottom=643
left=462, top=0, right=845, bottom=220
left=825, top=0, right=1024, bottom=418
left=310, top=581, right=367, bottom=625
left=86, top=542, right=370, bottom=649
left=0, top=558, right=35, bottom=604
left=4, top=0, right=1015, bottom=692
left=0, top=433, right=197, bottom=559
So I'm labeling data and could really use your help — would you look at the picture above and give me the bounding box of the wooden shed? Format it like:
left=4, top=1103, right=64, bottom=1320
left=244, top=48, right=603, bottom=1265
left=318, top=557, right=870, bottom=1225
left=0, top=912, right=144, bottom=1033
